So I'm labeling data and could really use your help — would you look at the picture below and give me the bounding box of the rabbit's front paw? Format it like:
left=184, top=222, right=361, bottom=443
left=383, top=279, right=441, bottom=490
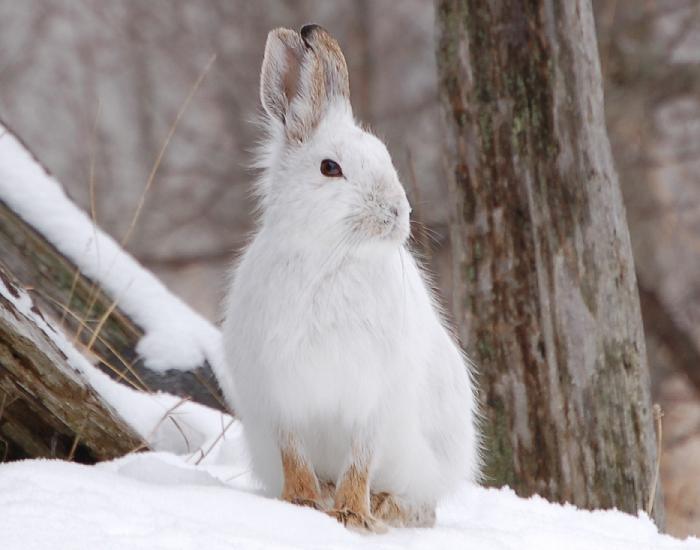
left=280, top=443, right=324, bottom=510
left=328, top=508, right=388, bottom=534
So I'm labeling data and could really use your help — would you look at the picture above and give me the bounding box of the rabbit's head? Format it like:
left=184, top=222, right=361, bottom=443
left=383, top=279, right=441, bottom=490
left=256, top=25, right=410, bottom=254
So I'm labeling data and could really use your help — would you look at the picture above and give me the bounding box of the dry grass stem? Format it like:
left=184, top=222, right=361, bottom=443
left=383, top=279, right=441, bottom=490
left=194, top=417, right=235, bottom=465
left=35, top=289, right=151, bottom=392
left=646, top=403, right=664, bottom=516
left=86, top=294, right=121, bottom=351
left=65, top=99, right=102, bottom=330
left=73, top=53, right=214, bottom=345
left=145, top=396, right=192, bottom=452
left=67, top=417, right=87, bottom=461
left=120, top=52, right=216, bottom=249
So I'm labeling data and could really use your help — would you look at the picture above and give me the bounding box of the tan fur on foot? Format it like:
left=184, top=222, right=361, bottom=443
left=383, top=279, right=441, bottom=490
left=328, top=507, right=387, bottom=534
left=280, top=445, right=322, bottom=509
left=371, top=492, right=436, bottom=528
left=327, top=462, right=387, bottom=533
left=370, top=492, right=405, bottom=527
left=318, top=480, right=336, bottom=510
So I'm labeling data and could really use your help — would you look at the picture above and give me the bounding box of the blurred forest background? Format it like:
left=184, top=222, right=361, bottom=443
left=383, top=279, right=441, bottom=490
left=1, top=0, right=700, bottom=537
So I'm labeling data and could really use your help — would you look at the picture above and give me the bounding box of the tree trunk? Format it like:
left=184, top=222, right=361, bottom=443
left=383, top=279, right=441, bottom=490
left=0, top=267, right=144, bottom=462
left=436, top=0, right=662, bottom=522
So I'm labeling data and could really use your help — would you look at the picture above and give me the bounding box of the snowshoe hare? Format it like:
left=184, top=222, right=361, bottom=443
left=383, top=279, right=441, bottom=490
left=219, top=24, right=479, bottom=533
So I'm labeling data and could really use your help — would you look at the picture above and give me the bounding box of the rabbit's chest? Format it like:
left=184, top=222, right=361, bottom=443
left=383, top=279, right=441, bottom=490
left=267, top=265, right=410, bottom=417
left=307, top=264, right=406, bottom=347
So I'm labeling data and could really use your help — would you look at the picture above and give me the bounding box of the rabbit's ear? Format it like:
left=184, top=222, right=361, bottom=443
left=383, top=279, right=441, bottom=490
left=260, top=26, right=350, bottom=142
left=260, top=28, right=307, bottom=125
left=300, top=24, right=349, bottom=103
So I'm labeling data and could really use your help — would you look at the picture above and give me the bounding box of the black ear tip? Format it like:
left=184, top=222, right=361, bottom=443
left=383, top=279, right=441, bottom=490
left=300, top=23, right=322, bottom=44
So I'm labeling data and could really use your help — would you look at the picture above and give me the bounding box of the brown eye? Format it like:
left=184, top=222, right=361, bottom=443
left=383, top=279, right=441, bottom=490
left=320, top=159, right=343, bottom=177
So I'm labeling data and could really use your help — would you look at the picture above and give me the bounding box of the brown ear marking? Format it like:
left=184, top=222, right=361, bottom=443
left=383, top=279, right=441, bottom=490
left=300, top=24, right=322, bottom=45
left=298, top=23, right=350, bottom=100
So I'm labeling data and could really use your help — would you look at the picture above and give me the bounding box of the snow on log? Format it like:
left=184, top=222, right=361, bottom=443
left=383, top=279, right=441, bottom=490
left=0, top=121, right=227, bottom=412
left=0, top=266, right=144, bottom=461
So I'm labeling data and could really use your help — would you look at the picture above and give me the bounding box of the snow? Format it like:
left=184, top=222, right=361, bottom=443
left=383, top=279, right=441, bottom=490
left=0, top=122, right=225, bottom=373
left=1, top=452, right=697, bottom=550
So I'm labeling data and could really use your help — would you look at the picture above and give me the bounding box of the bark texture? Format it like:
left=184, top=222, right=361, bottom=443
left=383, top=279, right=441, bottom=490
left=436, top=0, right=662, bottom=522
left=0, top=200, right=226, bottom=412
left=0, top=267, right=144, bottom=462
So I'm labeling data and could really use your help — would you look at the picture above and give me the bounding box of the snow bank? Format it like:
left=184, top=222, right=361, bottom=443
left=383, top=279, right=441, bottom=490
left=1, top=452, right=696, bottom=550
left=0, top=123, right=225, bottom=372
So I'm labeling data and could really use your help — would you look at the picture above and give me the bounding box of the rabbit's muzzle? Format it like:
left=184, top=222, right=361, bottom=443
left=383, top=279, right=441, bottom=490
left=358, top=189, right=410, bottom=244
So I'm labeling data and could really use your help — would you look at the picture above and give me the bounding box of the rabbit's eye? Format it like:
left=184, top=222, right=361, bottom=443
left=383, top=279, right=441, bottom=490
left=320, top=159, right=343, bottom=178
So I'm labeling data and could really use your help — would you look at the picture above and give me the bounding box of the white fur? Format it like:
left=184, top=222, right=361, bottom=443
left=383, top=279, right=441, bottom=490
left=218, top=28, right=479, bottom=515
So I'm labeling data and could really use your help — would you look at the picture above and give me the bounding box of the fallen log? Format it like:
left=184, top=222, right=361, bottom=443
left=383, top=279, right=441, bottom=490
left=0, top=266, right=144, bottom=462
left=0, top=120, right=227, bottom=412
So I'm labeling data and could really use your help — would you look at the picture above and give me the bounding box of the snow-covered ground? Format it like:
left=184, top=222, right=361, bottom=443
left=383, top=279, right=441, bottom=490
left=2, top=448, right=697, bottom=550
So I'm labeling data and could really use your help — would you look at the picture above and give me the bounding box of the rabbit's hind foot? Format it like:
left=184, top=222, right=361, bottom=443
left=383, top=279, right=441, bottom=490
left=371, top=492, right=436, bottom=528
left=328, top=507, right=388, bottom=534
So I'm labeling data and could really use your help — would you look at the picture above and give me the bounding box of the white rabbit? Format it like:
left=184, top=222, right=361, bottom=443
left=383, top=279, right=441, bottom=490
left=219, top=24, right=479, bottom=532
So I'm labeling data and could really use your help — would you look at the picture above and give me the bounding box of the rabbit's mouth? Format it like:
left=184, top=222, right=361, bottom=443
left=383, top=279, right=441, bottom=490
left=385, top=212, right=410, bottom=244
left=350, top=191, right=410, bottom=245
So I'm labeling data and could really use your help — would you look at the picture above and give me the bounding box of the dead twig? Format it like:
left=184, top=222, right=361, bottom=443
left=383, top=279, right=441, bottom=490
left=195, top=417, right=235, bottom=465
